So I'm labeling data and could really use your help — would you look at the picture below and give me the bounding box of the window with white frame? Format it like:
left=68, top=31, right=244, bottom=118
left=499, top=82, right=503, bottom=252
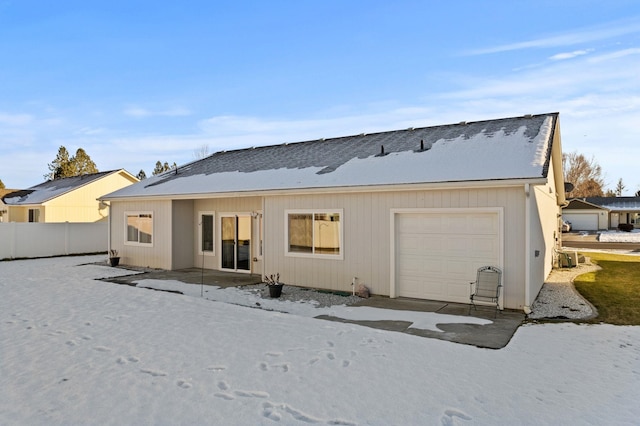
left=199, top=211, right=215, bottom=254
left=125, top=212, right=153, bottom=245
left=286, top=210, right=342, bottom=258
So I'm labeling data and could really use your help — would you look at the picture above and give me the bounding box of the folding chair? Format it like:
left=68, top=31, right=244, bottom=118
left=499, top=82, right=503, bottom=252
left=469, top=266, right=502, bottom=317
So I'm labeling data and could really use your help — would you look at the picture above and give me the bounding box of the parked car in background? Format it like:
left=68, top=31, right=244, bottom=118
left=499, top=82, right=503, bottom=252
left=562, top=220, right=572, bottom=232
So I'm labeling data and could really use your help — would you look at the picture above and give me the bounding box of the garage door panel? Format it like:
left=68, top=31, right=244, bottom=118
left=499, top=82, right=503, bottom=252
left=563, top=213, right=598, bottom=231
left=396, top=211, right=500, bottom=304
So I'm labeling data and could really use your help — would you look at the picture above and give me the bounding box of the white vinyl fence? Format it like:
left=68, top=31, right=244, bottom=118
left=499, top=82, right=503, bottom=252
left=0, top=222, right=108, bottom=260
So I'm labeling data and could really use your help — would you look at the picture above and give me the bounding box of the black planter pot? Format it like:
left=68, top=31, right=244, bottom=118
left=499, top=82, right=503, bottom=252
left=109, top=257, right=120, bottom=267
left=268, top=284, right=283, bottom=298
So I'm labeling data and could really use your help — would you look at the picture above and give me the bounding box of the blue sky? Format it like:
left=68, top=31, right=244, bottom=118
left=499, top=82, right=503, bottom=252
left=1, top=0, right=639, bottom=194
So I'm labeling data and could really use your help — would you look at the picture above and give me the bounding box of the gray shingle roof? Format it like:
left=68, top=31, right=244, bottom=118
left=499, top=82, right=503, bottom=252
left=3, top=170, right=119, bottom=205
left=103, top=113, right=559, bottom=199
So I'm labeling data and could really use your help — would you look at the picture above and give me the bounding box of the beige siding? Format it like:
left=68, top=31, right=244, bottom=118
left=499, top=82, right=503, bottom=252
left=530, top=156, right=563, bottom=304
left=172, top=200, right=195, bottom=269
left=110, top=199, right=172, bottom=269
left=192, top=197, right=262, bottom=272
left=264, top=186, right=528, bottom=310
left=43, top=172, right=137, bottom=223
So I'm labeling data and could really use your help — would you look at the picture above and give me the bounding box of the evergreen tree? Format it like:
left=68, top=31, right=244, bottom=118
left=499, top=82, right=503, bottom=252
left=152, top=161, right=175, bottom=176
left=73, top=148, right=98, bottom=176
left=136, top=169, right=147, bottom=180
left=45, top=146, right=99, bottom=180
left=615, top=178, right=625, bottom=197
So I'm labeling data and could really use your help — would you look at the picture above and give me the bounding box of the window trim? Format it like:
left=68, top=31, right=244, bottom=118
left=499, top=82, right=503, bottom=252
left=284, top=209, right=343, bottom=260
left=124, top=211, right=154, bottom=247
left=198, top=211, right=215, bottom=255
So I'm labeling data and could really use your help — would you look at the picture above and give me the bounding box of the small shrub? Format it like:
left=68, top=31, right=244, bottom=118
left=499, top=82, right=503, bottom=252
left=618, top=223, right=634, bottom=232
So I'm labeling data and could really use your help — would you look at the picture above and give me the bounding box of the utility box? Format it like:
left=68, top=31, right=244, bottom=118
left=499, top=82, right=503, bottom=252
left=558, top=250, right=578, bottom=268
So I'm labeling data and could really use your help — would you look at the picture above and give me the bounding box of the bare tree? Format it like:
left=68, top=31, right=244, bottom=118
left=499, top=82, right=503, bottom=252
left=562, top=152, right=605, bottom=198
left=193, top=144, right=210, bottom=160
left=615, top=178, right=625, bottom=196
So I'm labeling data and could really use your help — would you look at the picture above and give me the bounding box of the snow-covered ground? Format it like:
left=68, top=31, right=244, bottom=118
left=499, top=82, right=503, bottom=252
left=2, top=256, right=639, bottom=425
left=599, top=229, right=640, bottom=243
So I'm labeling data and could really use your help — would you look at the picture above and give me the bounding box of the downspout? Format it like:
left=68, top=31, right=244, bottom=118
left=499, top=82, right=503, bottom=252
left=523, top=184, right=531, bottom=314
left=104, top=201, right=111, bottom=257
left=261, top=196, right=266, bottom=281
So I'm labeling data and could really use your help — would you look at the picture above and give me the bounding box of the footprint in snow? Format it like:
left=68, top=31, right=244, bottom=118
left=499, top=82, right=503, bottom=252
left=206, top=365, right=226, bottom=372
left=140, top=369, right=168, bottom=377
left=217, top=381, right=230, bottom=391
left=440, top=408, right=472, bottom=425
left=177, top=380, right=192, bottom=389
left=93, top=346, right=112, bottom=352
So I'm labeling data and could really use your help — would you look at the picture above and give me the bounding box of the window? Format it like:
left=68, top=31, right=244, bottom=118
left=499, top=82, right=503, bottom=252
left=286, top=210, right=342, bottom=258
left=28, top=209, right=40, bottom=222
left=199, top=212, right=215, bottom=254
left=125, top=212, right=153, bottom=245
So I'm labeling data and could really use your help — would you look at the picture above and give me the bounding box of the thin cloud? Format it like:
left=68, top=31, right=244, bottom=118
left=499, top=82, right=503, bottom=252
left=549, top=49, right=593, bottom=61
left=466, top=18, right=640, bottom=55
left=0, top=112, right=33, bottom=126
left=123, top=106, right=191, bottom=118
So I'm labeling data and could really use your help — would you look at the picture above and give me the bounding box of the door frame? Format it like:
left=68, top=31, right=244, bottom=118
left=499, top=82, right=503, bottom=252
left=219, top=212, right=253, bottom=273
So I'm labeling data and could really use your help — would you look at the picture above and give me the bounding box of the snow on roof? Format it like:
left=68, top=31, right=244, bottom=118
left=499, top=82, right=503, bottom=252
left=3, top=170, right=122, bottom=206
left=586, top=197, right=640, bottom=211
left=104, top=113, right=558, bottom=199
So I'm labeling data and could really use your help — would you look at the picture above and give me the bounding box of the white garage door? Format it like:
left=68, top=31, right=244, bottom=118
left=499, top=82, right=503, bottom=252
left=563, top=213, right=598, bottom=231
left=396, top=211, right=501, bottom=303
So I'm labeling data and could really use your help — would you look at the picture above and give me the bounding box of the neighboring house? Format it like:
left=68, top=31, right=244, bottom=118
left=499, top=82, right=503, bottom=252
left=0, top=189, right=20, bottom=222
left=100, top=113, right=566, bottom=312
left=586, top=196, right=640, bottom=229
left=561, top=198, right=610, bottom=231
left=2, top=170, right=138, bottom=223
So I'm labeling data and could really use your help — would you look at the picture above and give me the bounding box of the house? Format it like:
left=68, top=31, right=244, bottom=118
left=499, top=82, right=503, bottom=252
left=585, top=196, right=640, bottom=229
left=562, top=197, right=640, bottom=230
left=2, top=170, right=138, bottom=223
left=0, top=189, right=19, bottom=222
left=100, top=113, right=566, bottom=312
left=561, top=198, right=610, bottom=231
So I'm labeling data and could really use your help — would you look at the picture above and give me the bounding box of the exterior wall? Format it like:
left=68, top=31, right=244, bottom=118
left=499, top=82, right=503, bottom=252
left=263, top=186, right=528, bottom=310
left=172, top=200, right=195, bottom=269
left=530, top=159, right=562, bottom=305
left=109, top=199, right=172, bottom=269
left=192, top=197, right=263, bottom=273
left=44, top=172, right=137, bottom=223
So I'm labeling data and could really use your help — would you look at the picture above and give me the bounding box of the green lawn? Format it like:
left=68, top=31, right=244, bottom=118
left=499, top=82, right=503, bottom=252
left=574, top=252, right=640, bottom=325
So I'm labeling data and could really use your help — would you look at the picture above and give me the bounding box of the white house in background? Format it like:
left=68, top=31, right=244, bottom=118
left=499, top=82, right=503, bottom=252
left=562, top=196, right=640, bottom=230
left=562, top=198, right=610, bottom=231
left=585, top=196, right=640, bottom=229
left=100, top=113, right=567, bottom=312
left=2, top=170, right=138, bottom=223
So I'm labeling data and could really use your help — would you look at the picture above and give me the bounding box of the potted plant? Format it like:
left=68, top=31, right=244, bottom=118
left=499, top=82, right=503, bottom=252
left=264, top=273, right=284, bottom=298
left=108, top=249, right=120, bottom=267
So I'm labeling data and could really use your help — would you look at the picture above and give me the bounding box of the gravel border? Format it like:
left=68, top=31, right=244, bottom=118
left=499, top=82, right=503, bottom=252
left=528, top=259, right=600, bottom=320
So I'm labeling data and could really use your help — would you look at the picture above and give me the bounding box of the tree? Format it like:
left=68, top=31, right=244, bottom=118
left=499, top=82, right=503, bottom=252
left=152, top=161, right=176, bottom=176
left=636, top=189, right=640, bottom=197
left=0, top=179, right=5, bottom=189
left=193, top=144, right=210, bottom=160
left=45, top=146, right=98, bottom=180
left=562, top=152, right=605, bottom=198
left=615, top=178, right=625, bottom=197
left=136, top=169, right=147, bottom=180
left=73, top=148, right=98, bottom=176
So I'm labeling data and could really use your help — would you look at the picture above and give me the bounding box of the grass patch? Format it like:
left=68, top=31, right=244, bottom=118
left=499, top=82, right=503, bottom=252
left=574, top=252, right=640, bottom=325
